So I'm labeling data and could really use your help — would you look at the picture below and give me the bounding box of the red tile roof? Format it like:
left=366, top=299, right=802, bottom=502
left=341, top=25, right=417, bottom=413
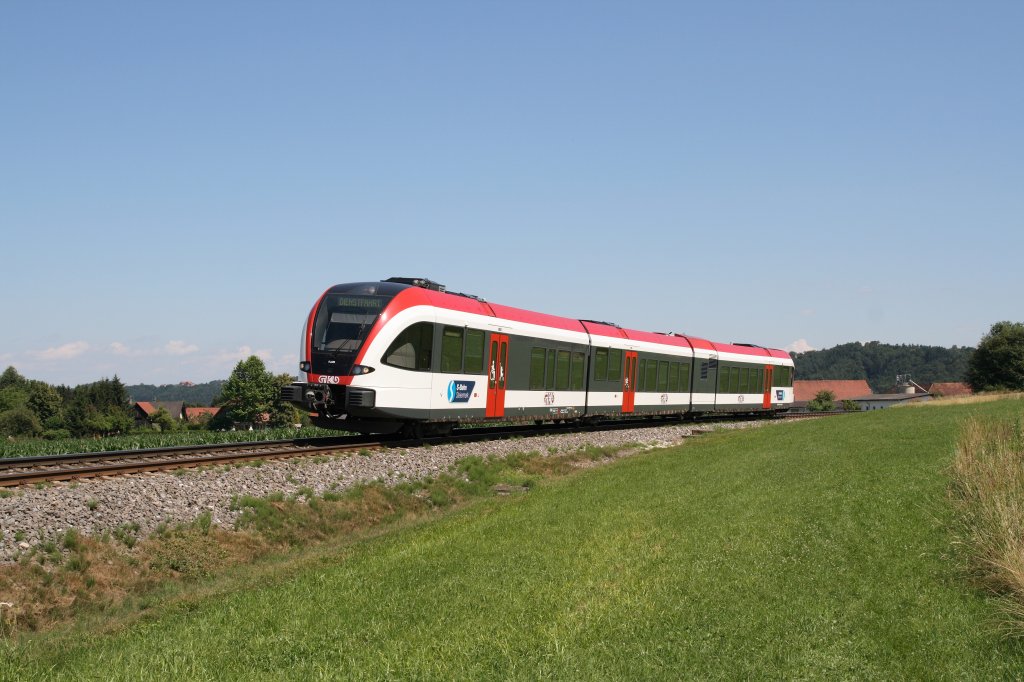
left=185, top=407, right=221, bottom=421
left=925, top=382, right=973, bottom=397
left=794, top=380, right=873, bottom=402
left=136, top=401, right=156, bottom=416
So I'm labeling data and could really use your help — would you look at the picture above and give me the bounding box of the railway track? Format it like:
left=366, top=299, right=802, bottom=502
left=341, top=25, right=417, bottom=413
left=0, top=435, right=390, bottom=488
left=0, top=412, right=833, bottom=488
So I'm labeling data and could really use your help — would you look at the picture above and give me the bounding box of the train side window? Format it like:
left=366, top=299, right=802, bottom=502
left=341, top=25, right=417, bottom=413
left=546, top=349, right=556, bottom=390
left=739, top=368, right=748, bottom=393
left=572, top=352, right=585, bottom=390
left=657, top=361, right=669, bottom=392
left=680, top=363, right=691, bottom=391
left=464, top=329, right=485, bottom=374
left=607, top=348, right=622, bottom=381
left=440, top=326, right=464, bottom=373
left=556, top=350, right=571, bottom=390
left=730, top=367, right=740, bottom=393
left=594, top=348, right=608, bottom=381
left=718, top=365, right=729, bottom=392
left=645, top=360, right=658, bottom=393
left=637, top=359, right=647, bottom=391
left=382, top=322, right=434, bottom=371
left=529, top=348, right=546, bottom=390
left=668, top=363, right=679, bottom=392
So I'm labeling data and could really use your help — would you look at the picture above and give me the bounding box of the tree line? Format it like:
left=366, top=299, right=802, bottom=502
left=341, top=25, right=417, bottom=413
left=792, top=322, right=1024, bottom=394
left=791, top=342, right=974, bottom=393
left=126, top=380, right=226, bottom=407
left=0, top=357, right=303, bottom=440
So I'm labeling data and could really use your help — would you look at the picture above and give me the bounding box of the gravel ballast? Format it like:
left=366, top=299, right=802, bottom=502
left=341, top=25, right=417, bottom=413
left=0, top=422, right=766, bottom=562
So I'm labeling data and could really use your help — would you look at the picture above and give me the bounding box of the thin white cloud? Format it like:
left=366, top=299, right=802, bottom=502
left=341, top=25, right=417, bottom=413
left=214, top=345, right=273, bottom=364
left=109, top=340, right=200, bottom=357
left=785, top=339, right=816, bottom=354
left=164, top=340, right=199, bottom=356
left=110, top=342, right=132, bottom=356
left=29, top=341, right=90, bottom=360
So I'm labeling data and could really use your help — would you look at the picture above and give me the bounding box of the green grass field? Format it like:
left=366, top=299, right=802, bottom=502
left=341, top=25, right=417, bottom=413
left=4, top=400, right=1024, bottom=679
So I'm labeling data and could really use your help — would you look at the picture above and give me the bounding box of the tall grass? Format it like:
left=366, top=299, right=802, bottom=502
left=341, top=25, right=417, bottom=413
left=949, top=414, right=1024, bottom=634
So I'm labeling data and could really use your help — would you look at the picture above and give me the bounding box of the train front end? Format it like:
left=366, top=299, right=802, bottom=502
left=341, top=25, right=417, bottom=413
left=281, top=279, right=424, bottom=434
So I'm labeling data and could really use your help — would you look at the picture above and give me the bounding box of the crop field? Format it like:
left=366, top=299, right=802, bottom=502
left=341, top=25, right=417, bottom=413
left=0, top=426, right=342, bottom=458
left=4, top=399, right=1024, bottom=678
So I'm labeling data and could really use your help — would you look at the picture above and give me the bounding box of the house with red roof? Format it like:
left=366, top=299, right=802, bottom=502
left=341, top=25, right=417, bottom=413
left=184, top=407, right=221, bottom=423
left=793, top=380, right=873, bottom=403
left=132, top=401, right=185, bottom=426
left=924, top=382, right=973, bottom=398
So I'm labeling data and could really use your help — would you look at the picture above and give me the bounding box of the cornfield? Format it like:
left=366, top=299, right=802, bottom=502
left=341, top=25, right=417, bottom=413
left=0, top=426, right=345, bottom=458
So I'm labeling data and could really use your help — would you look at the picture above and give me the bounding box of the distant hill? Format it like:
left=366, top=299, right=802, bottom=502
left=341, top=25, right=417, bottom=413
left=791, top=342, right=974, bottom=393
left=127, top=380, right=225, bottom=407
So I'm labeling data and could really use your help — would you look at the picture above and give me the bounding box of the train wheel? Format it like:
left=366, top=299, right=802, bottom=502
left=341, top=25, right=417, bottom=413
left=427, top=422, right=454, bottom=437
left=400, top=422, right=425, bottom=440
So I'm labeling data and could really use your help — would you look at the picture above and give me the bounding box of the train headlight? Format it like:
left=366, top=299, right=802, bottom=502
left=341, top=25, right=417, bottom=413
left=351, top=365, right=375, bottom=375
left=299, top=361, right=311, bottom=372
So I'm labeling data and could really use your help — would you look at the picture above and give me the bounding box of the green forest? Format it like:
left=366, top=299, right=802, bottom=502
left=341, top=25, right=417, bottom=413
left=791, top=342, right=974, bottom=393
left=126, top=380, right=225, bottom=406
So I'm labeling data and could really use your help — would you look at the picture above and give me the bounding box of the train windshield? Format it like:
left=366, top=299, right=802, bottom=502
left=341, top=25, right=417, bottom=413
left=312, top=294, right=390, bottom=352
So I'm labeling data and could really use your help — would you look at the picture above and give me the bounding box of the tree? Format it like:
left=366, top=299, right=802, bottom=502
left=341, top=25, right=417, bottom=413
left=966, top=321, right=1024, bottom=392
left=217, top=356, right=278, bottom=426
left=149, top=407, right=177, bottom=432
left=26, top=381, right=62, bottom=423
left=841, top=399, right=860, bottom=412
left=63, top=377, right=134, bottom=436
left=0, top=366, right=26, bottom=390
left=0, top=407, right=43, bottom=437
left=807, top=390, right=836, bottom=412
left=268, top=373, right=303, bottom=427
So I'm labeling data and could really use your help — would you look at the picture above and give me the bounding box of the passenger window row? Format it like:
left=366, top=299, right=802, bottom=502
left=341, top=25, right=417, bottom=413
left=635, top=359, right=692, bottom=393
left=382, top=323, right=486, bottom=373
left=715, top=365, right=792, bottom=393
left=440, top=325, right=485, bottom=374
left=592, top=348, right=623, bottom=382
left=718, top=366, right=765, bottom=394
left=530, top=347, right=586, bottom=391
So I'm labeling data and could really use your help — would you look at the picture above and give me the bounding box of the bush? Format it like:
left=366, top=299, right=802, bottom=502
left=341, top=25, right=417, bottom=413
left=0, top=407, right=43, bottom=437
left=807, top=390, right=836, bottom=412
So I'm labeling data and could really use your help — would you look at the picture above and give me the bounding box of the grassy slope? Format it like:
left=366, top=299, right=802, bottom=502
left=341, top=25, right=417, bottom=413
left=5, top=402, right=1024, bottom=679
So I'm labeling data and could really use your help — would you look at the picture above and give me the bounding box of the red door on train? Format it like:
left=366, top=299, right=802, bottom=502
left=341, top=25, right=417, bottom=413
left=486, top=334, right=509, bottom=418
left=622, top=351, right=638, bottom=413
left=762, top=365, right=774, bottom=409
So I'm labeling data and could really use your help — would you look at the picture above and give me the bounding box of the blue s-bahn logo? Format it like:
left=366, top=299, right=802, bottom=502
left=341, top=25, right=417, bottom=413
left=447, top=380, right=475, bottom=403
left=776, top=390, right=785, bottom=401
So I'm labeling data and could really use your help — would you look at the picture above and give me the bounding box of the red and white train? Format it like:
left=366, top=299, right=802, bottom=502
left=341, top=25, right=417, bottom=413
left=281, top=278, right=795, bottom=435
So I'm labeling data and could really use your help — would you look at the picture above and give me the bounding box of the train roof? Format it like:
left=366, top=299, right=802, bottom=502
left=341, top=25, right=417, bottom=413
left=344, top=280, right=792, bottom=362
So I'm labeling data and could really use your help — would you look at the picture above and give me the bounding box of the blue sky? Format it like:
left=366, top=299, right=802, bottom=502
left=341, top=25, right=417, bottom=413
left=1, top=1, right=1021, bottom=386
